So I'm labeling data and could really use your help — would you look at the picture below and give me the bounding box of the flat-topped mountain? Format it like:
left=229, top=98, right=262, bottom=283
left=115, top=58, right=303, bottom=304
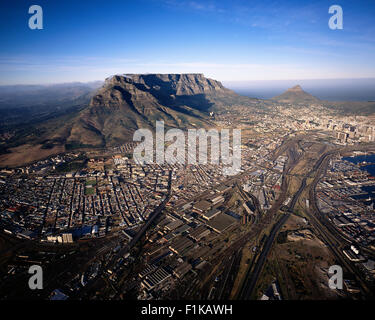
left=0, top=74, right=250, bottom=166
left=106, top=73, right=232, bottom=96
left=272, top=85, right=319, bottom=104
left=89, top=73, right=235, bottom=113
left=72, top=73, right=231, bottom=147
left=1, top=75, right=375, bottom=168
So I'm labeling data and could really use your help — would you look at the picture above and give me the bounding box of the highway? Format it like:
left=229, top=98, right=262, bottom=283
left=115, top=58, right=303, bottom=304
left=244, top=143, right=375, bottom=299
left=238, top=141, right=340, bottom=299
left=306, top=149, right=375, bottom=297
left=239, top=212, right=290, bottom=299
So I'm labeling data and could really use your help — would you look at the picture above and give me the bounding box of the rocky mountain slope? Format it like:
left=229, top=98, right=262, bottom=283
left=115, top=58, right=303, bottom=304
left=65, top=73, right=240, bottom=148
left=0, top=74, right=248, bottom=166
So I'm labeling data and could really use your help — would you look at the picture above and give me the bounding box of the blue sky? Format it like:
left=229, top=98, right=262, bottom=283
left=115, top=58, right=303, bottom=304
left=0, top=0, right=374, bottom=84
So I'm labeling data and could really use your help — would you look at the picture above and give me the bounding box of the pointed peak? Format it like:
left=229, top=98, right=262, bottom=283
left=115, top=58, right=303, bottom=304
left=272, top=84, right=319, bottom=103
left=288, top=85, right=303, bottom=91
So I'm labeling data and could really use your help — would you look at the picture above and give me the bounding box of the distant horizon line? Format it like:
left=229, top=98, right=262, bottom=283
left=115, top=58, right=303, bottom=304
left=1, top=76, right=375, bottom=87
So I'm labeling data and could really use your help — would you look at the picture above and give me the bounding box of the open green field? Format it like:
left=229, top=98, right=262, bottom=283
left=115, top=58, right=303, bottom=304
left=85, top=187, right=95, bottom=195
left=85, top=180, right=96, bottom=186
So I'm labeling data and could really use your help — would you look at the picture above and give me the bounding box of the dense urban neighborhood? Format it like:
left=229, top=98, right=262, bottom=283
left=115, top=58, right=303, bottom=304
left=1, top=93, right=375, bottom=300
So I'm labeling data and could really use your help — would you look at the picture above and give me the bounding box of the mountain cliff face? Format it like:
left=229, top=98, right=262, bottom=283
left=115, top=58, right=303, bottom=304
left=89, top=73, right=232, bottom=112
left=103, top=73, right=231, bottom=96
left=0, top=73, right=254, bottom=166
left=272, top=85, right=319, bottom=104
left=52, top=74, right=238, bottom=148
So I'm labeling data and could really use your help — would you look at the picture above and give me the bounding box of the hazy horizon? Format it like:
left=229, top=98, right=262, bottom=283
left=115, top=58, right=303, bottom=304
left=1, top=0, right=375, bottom=84
left=224, top=77, right=375, bottom=101
left=1, top=76, right=374, bottom=102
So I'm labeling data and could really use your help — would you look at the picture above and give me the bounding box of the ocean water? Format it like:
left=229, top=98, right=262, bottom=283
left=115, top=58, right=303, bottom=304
left=225, top=78, right=375, bottom=101
left=343, top=154, right=375, bottom=177
left=343, top=154, right=375, bottom=206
